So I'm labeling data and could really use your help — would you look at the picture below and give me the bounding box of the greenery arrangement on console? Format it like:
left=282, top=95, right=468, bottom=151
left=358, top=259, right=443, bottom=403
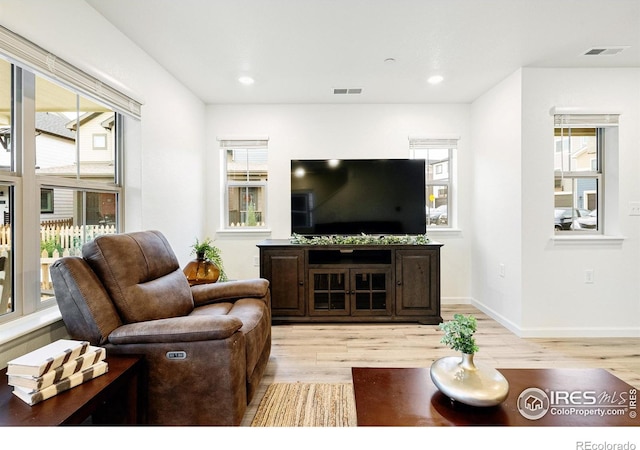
left=438, top=314, right=479, bottom=355
left=190, top=237, right=228, bottom=282
left=290, top=233, right=430, bottom=246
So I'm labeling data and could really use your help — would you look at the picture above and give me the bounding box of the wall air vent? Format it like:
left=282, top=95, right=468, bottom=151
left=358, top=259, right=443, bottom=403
left=583, top=46, right=629, bottom=56
left=333, top=88, right=363, bottom=95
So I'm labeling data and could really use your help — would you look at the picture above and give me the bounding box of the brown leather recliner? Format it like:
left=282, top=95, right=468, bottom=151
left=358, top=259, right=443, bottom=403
left=49, top=230, right=271, bottom=425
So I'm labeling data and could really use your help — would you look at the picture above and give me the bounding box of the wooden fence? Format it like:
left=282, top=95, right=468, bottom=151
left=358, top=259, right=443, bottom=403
left=40, top=224, right=118, bottom=291
left=0, top=224, right=118, bottom=293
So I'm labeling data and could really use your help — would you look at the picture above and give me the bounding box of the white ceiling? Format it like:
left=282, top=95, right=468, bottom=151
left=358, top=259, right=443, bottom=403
left=85, top=0, right=640, bottom=104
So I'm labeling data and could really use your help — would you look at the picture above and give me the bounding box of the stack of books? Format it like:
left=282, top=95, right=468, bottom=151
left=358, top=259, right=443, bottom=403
left=6, top=339, right=108, bottom=406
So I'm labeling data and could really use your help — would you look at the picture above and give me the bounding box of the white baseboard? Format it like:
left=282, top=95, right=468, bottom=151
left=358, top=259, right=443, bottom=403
left=468, top=298, right=640, bottom=338
left=515, top=326, right=640, bottom=338
left=441, top=297, right=471, bottom=305
left=469, top=298, right=522, bottom=336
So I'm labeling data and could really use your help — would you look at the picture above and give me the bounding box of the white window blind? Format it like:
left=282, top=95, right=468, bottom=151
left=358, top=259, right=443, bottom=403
left=217, top=138, right=269, bottom=149
left=554, top=114, right=619, bottom=128
left=0, top=24, right=142, bottom=119
left=409, top=137, right=459, bottom=150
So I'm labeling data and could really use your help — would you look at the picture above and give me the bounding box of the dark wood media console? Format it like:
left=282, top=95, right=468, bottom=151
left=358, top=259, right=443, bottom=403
left=257, top=239, right=442, bottom=324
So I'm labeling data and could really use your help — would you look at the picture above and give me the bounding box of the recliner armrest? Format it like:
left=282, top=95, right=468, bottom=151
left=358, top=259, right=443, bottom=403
left=191, top=278, right=269, bottom=306
left=108, top=315, right=243, bottom=344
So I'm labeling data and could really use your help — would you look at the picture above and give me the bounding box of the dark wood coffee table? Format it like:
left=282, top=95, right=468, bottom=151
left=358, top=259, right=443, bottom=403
left=352, top=367, right=639, bottom=426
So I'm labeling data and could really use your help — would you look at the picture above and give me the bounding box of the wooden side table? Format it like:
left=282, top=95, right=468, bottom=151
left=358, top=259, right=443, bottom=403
left=0, top=355, right=145, bottom=426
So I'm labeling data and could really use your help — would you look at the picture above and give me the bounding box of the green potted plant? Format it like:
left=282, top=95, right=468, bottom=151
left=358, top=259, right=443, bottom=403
left=186, top=237, right=228, bottom=283
left=430, top=313, right=509, bottom=407
left=246, top=202, right=258, bottom=227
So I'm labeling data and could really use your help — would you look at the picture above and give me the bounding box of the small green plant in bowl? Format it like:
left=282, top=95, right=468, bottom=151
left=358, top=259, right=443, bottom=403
left=431, top=313, right=509, bottom=407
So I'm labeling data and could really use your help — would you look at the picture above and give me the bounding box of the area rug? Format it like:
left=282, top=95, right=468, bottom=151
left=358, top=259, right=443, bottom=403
left=250, top=383, right=357, bottom=427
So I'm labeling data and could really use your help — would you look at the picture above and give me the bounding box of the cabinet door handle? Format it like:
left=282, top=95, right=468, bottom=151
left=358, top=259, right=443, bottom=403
left=299, top=281, right=304, bottom=286
left=397, top=281, right=402, bottom=286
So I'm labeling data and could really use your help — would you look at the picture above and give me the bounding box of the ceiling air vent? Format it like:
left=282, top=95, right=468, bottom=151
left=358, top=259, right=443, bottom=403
left=333, top=88, right=363, bottom=95
left=583, top=46, right=629, bottom=56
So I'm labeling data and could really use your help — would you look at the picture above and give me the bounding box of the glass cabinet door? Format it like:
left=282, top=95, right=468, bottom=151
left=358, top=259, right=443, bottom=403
left=309, top=268, right=392, bottom=317
left=352, top=269, right=392, bottom=316
left=309, top=269, right=349, bottom=315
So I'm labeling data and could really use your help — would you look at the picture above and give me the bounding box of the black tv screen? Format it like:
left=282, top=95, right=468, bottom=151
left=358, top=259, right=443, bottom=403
left=291, top=159, right=426, bottom=236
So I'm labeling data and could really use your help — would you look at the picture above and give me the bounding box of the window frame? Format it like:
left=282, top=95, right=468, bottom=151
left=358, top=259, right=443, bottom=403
left=553, top=113, right=618, bottom=236
left=0, top=52, right=128, bottom=326
left=92, top=133, right=108, bottom=150
left=218, top=139, right=269, bottom=231
left=40, top=188, right=54, bottom=213
left=409, top=137, right=457, bottom=229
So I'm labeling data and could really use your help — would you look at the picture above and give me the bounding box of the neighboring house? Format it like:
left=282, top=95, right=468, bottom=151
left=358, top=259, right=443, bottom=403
left=554, top=133, right=598, bottom=210
left=35, top=111, right=116, bottom=225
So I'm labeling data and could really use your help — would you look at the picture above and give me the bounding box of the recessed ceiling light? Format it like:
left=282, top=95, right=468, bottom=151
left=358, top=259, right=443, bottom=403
left=384, top=58, right=396, bottom=64
left=427, top=75, right=444, bottom=85
left=238, top=76, right=255, bottom=85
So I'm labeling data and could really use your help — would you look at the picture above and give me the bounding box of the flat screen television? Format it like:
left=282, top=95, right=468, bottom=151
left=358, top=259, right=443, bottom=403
left=291, top=159, right=426, bottom=236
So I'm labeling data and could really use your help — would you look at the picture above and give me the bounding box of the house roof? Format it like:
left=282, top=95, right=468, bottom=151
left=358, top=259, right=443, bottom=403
left=35, top=112, right=75, bottom=140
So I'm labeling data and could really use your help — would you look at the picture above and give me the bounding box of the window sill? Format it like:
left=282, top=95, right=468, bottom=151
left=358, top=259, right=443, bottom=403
left=427, top=227, right=463, bottom=237
left=0, top=306, right=62, bottom=346
left=216, top=228, right=272, bottom=237
left=551, top=234, right=625, bottom=246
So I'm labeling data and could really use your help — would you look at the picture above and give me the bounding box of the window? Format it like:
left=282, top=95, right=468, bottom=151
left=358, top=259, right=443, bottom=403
left=0, top=57, right=12, bottom=172
left=0, top=184, right=12, bottom=316
left=35, top=75, right=117, bottom=182
left=0, top=25, right=141, bottom=322
left=40, top=188, right=54, bottom=213
left=410, top=138, right=457, bottom=228
left=92, top=134, right=107, bottom=150
left=219, top=139, right=268, bottom=229
left=35, top=75, right=122, bottom=302
left=553, top=113, right=618, bottom=234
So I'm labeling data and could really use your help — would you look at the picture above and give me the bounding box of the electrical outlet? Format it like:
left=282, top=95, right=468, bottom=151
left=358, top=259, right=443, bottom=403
left=585, top=269, right=594, bottom=283
left=630, top=202, right=640, bottom=216
left=253, top=256, right=260, bottom=267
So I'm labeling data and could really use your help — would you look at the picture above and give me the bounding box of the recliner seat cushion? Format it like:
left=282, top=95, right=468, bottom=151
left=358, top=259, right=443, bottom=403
left=83, top=230, right=194, bottom=323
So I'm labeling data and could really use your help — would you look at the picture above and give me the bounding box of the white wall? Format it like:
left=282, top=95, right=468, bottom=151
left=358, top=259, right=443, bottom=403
left=470, top=70, right=524, bottom=333
left=471, top=67, right=640, bottom=337
left=205, top=104, right=473, bottom=301
left=519, top=68, right=640, bottom=337
left=0, top=0, right=206, bottom=263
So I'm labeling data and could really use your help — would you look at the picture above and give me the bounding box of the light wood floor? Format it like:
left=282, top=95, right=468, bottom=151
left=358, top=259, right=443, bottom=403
left=241, top=304, right=640, bottom=425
